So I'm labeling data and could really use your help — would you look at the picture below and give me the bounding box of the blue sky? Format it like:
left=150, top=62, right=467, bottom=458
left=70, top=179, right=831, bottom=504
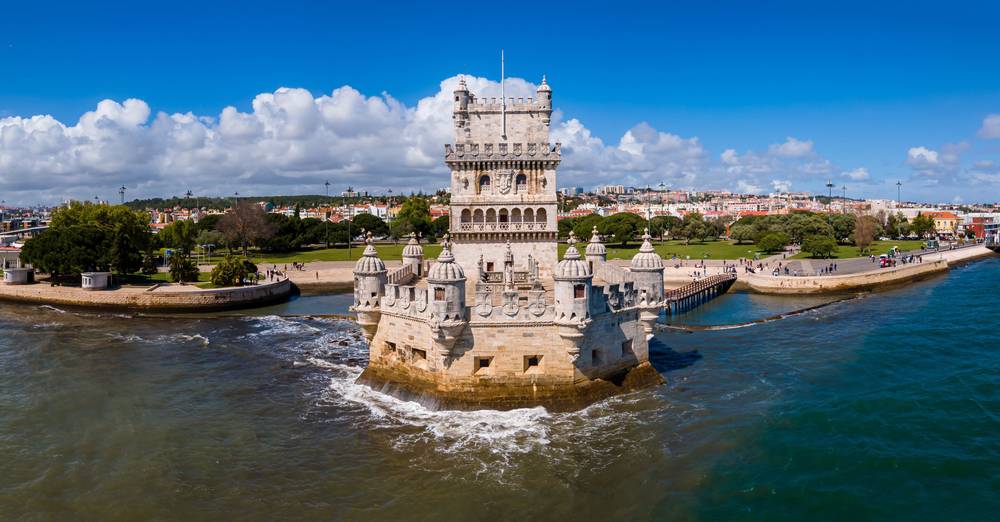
left=2, top=0, right=1000, bottom=204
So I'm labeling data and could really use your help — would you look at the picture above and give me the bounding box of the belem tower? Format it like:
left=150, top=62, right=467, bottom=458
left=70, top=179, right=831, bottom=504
left=351, top=76, right=670, bottom=410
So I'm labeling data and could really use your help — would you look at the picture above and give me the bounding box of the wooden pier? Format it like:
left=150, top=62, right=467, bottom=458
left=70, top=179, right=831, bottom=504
left=664, top=273, right=737, bottom=315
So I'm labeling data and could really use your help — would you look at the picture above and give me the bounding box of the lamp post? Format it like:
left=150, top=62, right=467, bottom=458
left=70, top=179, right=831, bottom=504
left=645, top=184, right=652, bottom=232
left=387, top=188, right=393, bottom=234
left=118, top=185, right=126, bottom=204
left=825, top=180, right=835, bottom=227
left=842, top=185, right=847, bottom=214
left=896, top=180, right=902, bottom=207
left=324, top=181, right=331, bottom=248
left=346, top=186, right=353, bottom=260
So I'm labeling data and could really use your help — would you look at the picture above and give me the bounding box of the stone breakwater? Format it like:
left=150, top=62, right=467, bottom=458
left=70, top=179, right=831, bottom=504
left=0, top=279, right=293, bottom=311
left=740, top=245, right=994, bottom=294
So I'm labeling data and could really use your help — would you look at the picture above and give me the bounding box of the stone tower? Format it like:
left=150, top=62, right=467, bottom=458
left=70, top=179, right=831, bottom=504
left=447, top=75, right=560, bottom=277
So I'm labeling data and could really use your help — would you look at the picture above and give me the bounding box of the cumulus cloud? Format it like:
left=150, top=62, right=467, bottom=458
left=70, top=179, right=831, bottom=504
left=978, top=114, right=1000, bottom=139
left=842, top=167, right=870, bottom=181
left=0, top=75, right=847, bottom=204
left=906, top=143, right=968, bottom=183
left=768, top=136, right=814, bottom=158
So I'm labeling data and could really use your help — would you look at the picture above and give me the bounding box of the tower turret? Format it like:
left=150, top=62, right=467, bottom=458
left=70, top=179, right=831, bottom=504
left=453, top=76, right=470, bottom=137
left=630, top=228, right=665, bottom=337
left=585, top=225, right=607, bottom=269
left=352, top=232, right=387, bottom=341
left=426, top=234, right=467, bottom=355
left=536, top=75, right=552, bottom=125
left=554, top=232, right=592, bottom=358
left=401, top=232, right=424, bottom=277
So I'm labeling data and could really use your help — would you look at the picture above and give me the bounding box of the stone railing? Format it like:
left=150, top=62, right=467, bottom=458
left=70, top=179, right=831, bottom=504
left=666, top=273, right=737, bottom=301
left=593, top=262, right=633, bottom=285
left=381, top=283, right=430, bottom=318
left=458, top=222, right=548, bottom=232
left=386, top=264, right=415, bottom=285
left=445, top=142, right=561, bottom=161
left=471, top=286, right=551, bottom=322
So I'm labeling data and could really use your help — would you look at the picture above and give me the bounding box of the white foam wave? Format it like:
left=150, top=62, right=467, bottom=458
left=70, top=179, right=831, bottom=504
left=107, top=333, right=145, bottom=343
left=246, top=315, right=323, bottom=337
left=38, top=305, right=68, bottom=314
left=31, top=322, right=63, bottom=329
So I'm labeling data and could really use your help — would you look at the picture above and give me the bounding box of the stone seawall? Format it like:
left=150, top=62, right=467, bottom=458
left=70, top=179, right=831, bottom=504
left=0, top=279, right=294, bottom=311
left=742, top=245, right=995, bottom=294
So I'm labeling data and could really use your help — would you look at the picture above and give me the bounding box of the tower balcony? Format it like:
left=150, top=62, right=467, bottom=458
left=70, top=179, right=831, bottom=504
left=458, top=221, right=549, bottom=232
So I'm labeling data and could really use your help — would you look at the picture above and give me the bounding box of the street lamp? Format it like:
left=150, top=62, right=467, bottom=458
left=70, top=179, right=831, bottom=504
left=842, top=185, right=847, bottom=214
left=346, top=186, right=353, bottom=260
left=645, top=184, right=652, bottom=232
left=324, top=181, right=331, bottom=248
left=896, top=180, right=902, bottom=206
left=119, top=185, right=126, bottom=204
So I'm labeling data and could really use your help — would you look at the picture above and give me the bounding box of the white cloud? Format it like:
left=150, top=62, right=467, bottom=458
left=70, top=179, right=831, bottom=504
left=0, top=76, right=862, bottom=204
left=978, top=114, right=1000, bottom=139
left=768, top=136, right=814, bottom=158
left=907, top=146, right=940, bottom=167
left=770, top=179, right=792, bottom=193
left=842, top=167, right=870, bottom=181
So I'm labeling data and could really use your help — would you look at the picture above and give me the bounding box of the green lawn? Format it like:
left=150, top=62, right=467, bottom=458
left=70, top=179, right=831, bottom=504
left=791, top=239, right=927, bottom=259
left=250, top=244, right=444, bottom=265
left=558, top=239, right=768, bottom=261
left=123, top=272, right=212, bottom=284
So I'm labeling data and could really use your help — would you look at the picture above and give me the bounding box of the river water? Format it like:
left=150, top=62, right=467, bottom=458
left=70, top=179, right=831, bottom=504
left=2, top=258, right=999, bottom=521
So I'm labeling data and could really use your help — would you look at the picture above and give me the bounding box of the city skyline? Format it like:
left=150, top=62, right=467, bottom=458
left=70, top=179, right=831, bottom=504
left=2, top=1, right=1000, bottom=205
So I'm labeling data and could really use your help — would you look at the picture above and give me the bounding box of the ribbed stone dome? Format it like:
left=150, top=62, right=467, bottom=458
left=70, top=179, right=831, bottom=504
left=585, top=226, right=606, bottom=257
left=537, top=75, right=551, bottom=92
left=630, top=229, right=663, bottom=270
left=354, top=234, right=386, bottom=274
left=402, top=233, right=423, bottom=258
left=428, top=235, right=465, bottom=281
left=556, top=232, right=591, bottom=279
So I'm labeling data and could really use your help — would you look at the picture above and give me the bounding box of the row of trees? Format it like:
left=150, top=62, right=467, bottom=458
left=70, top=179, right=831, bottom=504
left=557, top=213, right=726, bottom=246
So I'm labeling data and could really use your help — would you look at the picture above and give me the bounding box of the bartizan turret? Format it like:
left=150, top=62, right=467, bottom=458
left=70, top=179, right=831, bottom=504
left=536, top=75, right=552, bottom=125
left=426, top=234, right=467, bottom=356
left=351, top=232, right=387, bottom=342
left=630, top=228, right=665, bottom=338
left=554, top=232, right=592, bottom=360
left=401, top=232, right=424, bottom=277
left=585, top=225, right=607, bottom=270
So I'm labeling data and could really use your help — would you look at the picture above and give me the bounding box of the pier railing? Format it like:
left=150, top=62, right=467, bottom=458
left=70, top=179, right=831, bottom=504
left=664, top=273, right=737, bottom=315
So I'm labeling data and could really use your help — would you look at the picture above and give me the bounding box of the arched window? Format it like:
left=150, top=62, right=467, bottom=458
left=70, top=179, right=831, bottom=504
left=515, top=174, right=527, bottom=192
left=524, top=208, right=534, bottom=222
left=499, top=208, right=509, bottom=223
left=478, top=175, right=491, bottom=194
left=461, top=209, right=471, bottom=223
left=536, top=208, right=547, bottom=222
left=473, top=209, right=484, bottom=223
left=486, top=208, right=497, bottom=223
left=511, top=208, right=522, bottom=223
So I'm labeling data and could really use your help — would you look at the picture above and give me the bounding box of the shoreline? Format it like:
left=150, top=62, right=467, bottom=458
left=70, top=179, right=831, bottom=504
left=0, top=278, right=294, bottom=312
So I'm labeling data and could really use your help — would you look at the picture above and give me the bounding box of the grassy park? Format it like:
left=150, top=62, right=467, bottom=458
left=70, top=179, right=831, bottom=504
left=791, top=239, right=926, bottom=259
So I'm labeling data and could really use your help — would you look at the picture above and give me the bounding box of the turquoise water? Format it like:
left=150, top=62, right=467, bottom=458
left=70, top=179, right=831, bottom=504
left=1, top=258, right=998, bottom=520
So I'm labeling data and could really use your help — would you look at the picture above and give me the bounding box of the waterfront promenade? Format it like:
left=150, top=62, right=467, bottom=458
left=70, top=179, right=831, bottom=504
left=260, top=243, right=995, bottom=296
left=0, top=278, right=293, bottom=311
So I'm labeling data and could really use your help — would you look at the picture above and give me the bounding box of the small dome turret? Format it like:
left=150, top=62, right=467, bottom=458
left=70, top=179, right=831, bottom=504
left=536, top=75, right=551, bottom=93
left=631, top=229, right=663, bottom=270
left=402, top=232, right=423, bottom=258
left=428, top=234, right=466, bottom=282
left=585, top=226, right=606, bottom=257
left=556, top=232, right=591, bottom=279
left=354, top=232, right=386, bottom=274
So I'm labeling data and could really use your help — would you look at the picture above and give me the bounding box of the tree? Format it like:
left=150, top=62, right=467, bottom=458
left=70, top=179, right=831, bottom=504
left=351, top=213, right=389, bottom=238
left=651, top=215, right=681, bottom=240
left=601, top=213, right=645, bottom=247
left=21, top=202, right=150, bottom=277
left=677, top=213, right=708, bottom=245
left=558, top=217, right=578, bottom=239
left=830, top=213, right=856, bottom=244
left=801, top=234, right=838, bottom=258
left=757, top=231, right=790, bottom=253
left=431, top=215, right=449, bottom=240
left=852, top=215, right=881, bottom=254
left=168, top=253, right=200, bottom=283
left=729, top=224, right=755, bottom=245
left=217, top=201, right=276, bottom=255
left=572, top=214, right=604, bottom=242
left=195, top=229, right=225, bottom=250
left=160, top=220, right=199, bottom=255
left=390, top=197, right=431, bottom=239
left=910, top=213, right=936, bottom=238
left=210, top=255, right=257, bottom=287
